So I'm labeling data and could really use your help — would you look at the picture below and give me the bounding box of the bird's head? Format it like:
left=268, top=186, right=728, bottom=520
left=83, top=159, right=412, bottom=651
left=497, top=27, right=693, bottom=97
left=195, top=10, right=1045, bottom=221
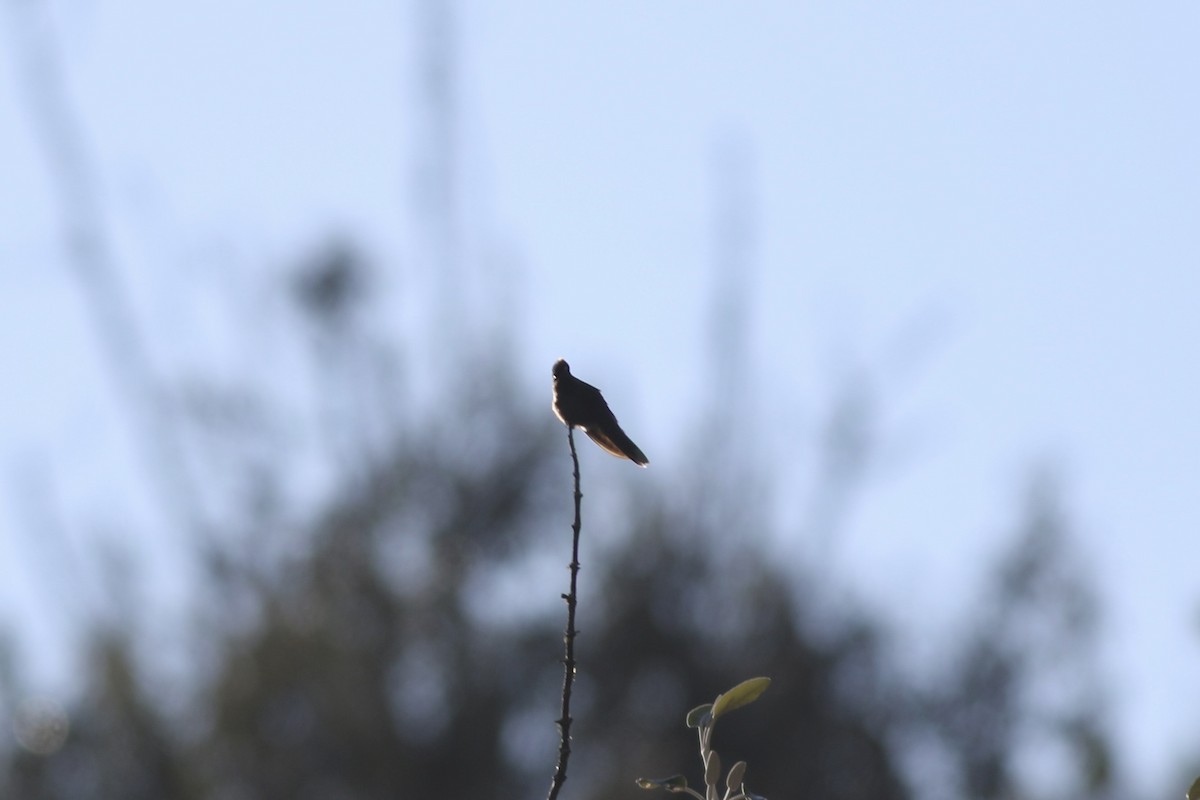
left=552, top=359, right=571, bottom=381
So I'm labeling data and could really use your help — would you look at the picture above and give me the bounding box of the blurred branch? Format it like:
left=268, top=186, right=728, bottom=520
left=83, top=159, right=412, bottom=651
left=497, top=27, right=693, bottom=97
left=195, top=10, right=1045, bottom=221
left=704, top=135, right=756, bottom=438
left=5, top=455, right=103, bottom=626
left=5, top=0, right=204, bottom=539
left=413, top=0, right=463, bottom=359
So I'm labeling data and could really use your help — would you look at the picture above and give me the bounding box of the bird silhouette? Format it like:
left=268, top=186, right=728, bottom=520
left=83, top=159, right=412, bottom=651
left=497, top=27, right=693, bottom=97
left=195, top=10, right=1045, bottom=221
left=552, top=359, right=648, bottom=466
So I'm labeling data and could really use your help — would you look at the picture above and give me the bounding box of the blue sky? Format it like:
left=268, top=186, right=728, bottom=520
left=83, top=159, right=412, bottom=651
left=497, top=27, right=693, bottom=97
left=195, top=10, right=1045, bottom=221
left=2, top=1, right=1198, bottom=794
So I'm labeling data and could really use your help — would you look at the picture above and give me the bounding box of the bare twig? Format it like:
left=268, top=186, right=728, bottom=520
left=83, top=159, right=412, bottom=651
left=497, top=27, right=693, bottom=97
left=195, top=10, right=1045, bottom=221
left=548, top=427, right=583, bottom=800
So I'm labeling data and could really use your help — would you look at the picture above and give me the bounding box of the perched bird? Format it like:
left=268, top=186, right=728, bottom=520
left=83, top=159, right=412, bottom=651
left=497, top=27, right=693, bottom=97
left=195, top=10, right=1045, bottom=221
left=552, top=359, right=649, bottom=467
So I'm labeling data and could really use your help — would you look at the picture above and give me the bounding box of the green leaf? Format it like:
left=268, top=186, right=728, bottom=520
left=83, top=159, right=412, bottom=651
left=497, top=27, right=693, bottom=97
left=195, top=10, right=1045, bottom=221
left=711, top=677, right=771, bottom=721
left=726, top=761, right=746, bottom=791
left=704, top=750, right=721, bottom=787
left=1187, top=776, right=1200, bottom=800
left=636, top=775, right=690, bottom=792
left=686, top=703, right=713, bottom=728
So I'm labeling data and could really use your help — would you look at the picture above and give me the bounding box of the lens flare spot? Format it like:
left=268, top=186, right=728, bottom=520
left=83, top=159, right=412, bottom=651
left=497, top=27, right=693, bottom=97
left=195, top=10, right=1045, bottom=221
left=13, top=696, right=70, bottom=755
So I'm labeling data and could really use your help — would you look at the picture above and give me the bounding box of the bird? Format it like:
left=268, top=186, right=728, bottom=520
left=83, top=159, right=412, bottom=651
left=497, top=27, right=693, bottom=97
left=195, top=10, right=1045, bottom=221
left=552, top=359, right=649, bottom=467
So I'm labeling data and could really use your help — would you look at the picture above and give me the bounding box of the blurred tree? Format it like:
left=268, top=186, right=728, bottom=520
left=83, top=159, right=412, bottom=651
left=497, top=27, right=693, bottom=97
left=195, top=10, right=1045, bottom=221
left=2, top=632, right=199, bottom=800
left=1, top=3, right=1128, bottom=798
left=579, top=512, right=909, bottom=800
left=906, top=468, right=1116, bottom=800
left=0, top=272, right=1124, bottom=798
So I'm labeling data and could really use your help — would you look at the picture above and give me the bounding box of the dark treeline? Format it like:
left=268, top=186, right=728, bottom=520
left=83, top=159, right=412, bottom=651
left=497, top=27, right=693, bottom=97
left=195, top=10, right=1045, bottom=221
left=0, top=247, right=1120, bottom=800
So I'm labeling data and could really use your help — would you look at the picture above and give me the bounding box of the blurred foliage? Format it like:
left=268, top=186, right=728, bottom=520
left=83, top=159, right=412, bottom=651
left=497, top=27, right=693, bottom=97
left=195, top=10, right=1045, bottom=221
left=1, top=1, right=1139, bottom=795
left=0, top=247, right=1125, bottom=800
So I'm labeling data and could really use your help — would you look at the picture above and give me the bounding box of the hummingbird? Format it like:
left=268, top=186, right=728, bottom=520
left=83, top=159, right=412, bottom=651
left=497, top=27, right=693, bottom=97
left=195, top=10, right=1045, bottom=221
left=552, top=359, right=649, bottom=467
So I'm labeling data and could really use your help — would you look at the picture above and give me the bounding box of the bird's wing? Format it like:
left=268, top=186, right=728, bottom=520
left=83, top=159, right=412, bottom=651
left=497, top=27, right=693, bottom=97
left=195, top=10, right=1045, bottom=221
left=577, top=379, right=606, bottom=403
left=584, top=423, right=649, bottom=467
left=583, top=426, right=626, bottom=460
